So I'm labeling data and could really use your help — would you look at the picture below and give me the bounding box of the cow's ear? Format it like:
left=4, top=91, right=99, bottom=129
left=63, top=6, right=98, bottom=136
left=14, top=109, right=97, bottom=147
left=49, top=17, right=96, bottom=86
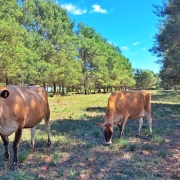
left=96, top=122, right=104, bottom=127
left=0, top=90, right=9, bottom=98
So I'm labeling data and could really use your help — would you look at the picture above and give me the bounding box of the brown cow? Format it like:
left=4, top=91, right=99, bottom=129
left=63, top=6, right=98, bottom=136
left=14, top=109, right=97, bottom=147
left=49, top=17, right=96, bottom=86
left=97, top=90, right=152, bottom=145
left=0, top=85, right=51, bottom=170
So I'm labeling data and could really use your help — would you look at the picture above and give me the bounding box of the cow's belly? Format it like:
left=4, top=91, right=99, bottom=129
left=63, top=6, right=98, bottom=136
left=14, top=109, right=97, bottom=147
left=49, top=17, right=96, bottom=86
left=24, top=113, right=45, bottom=128
left=0, top=121, right=18, bottom=136
left=128, top=111, right=145, bottom=119
left=24, top=117, right=43, bottom=128
left=23, top=104, right=46, bottom=128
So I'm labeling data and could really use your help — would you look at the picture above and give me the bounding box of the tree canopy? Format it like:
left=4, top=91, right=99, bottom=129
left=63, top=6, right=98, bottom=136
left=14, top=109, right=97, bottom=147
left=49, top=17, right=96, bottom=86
left=133, top=69, right=158, bottom=89
left=150, top=0, right=180, bottom=88
left=0, top=0, right=157, bottom=93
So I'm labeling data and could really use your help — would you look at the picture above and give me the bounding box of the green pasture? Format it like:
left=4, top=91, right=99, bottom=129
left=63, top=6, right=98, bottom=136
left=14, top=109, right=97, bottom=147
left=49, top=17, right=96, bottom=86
left=0, top=90, right=180, bottom=179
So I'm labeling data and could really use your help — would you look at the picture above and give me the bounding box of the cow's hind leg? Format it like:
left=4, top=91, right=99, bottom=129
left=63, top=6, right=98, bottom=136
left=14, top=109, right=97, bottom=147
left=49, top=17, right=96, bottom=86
left=10, top=128, right=22, bottom=171
left=44, top=107, right=51, bottom=147
left=0, top=134, right=10, bottom=161
left=30, top=126, right=36, bottom=148
left=136, top=117, right=143, bottom=137
left=146, top=112, right=152, bottom=136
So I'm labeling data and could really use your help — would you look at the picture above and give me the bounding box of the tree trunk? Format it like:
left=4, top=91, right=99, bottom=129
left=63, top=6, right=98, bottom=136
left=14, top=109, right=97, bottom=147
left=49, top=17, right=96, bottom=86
left=53, top=82, right=56, bottom=95
left=103, top=87, right=106, bottom=93
left=43, top=81, right=46, bottom=89
left=97, top=86, right=101, bottom=93
left=6, top=77, right=9, bottom=85
left=61, top=84, right=65, bottom=96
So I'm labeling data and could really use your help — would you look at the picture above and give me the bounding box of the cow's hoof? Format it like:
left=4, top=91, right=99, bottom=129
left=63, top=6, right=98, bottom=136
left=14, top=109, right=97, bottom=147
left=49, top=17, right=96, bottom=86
left=4, top=154, right=10, bottom=161
left=10, top=162, right=19, bottom=171
left=103, top=143, right=110, bottom=146
left=103, top=142, right=112, bottom=146
left=29, top=143, right=35, bottom=150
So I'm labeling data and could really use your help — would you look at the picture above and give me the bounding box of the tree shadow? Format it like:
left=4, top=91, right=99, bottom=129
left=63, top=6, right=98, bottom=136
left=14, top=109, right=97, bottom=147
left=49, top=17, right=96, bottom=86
left=86, top=107, right=106, bottom=113
left=1, top=101, right=180, bottom=179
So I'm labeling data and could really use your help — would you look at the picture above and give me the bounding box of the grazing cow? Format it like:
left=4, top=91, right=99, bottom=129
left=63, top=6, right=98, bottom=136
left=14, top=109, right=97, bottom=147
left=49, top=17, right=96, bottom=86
left=97, top=90, right=152, bottom=145
left=0, top=85, right=51, bottom=170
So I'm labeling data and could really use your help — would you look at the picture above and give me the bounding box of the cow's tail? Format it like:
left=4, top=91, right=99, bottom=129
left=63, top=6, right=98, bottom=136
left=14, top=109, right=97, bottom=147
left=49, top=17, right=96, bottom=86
left=44, top=93, right=51, bottom=147
left=145, top=92, right=152, bottom=135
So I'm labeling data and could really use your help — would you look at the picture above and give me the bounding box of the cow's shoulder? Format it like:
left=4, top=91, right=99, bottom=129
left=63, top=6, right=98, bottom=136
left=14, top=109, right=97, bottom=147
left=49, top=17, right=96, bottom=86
left=140, top=90, right=151, bottom=96
left=110, top=91, right=124, bottom=98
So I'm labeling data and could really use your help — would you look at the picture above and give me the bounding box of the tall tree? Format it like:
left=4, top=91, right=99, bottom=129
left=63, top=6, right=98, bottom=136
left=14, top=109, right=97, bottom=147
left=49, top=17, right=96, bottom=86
left=134, top=69, right=158, bottom=89
left=76, top=23, right=100, bottom=94
left=20, top=0, right=82, bottom=94
left=150, top=0, right=180, bottom=87
left=0, top=0, right=31, bottom=84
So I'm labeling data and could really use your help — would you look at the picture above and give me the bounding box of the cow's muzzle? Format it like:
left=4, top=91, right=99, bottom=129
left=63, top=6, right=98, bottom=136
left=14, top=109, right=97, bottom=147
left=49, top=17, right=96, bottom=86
left=104, top=141, right=112, bottom=146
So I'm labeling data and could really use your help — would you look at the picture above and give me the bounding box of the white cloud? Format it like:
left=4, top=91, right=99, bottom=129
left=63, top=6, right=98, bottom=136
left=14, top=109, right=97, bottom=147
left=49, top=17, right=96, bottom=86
left=141, top=48, right=147, bottom=51
left=91, top=4, right=107, bottom=13
left=133, top=42, right=140, bottom=46
left=121, top=46, right=129, bottom=50
left=61, top=3, right=87, bottom=15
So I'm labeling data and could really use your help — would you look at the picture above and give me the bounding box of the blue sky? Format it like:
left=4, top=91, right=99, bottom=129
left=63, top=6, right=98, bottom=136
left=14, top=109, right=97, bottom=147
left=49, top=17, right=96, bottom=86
left=57, top=0, right=163, bottom=74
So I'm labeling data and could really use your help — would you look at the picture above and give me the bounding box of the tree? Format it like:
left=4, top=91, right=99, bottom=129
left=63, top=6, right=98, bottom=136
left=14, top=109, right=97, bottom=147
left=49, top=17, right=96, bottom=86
left=20, top=0, right=82, bottom=94
left=0, top=0, right=31, bottom=84
left=76, top=23, right=102, bottom=94
left=133, top=69, right=158, bottom=89
left=150, top=0, right=180, bottom=87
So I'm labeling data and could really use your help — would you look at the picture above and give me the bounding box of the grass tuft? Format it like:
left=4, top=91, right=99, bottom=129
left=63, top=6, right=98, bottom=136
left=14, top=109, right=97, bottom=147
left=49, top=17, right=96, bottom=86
left=157, top=149, right=167, bottom=158
left=18, top=149, right=30, bottom=163
left=153, top=135, right=166, bottom=144
left=129, top=144, right=137, bottom=151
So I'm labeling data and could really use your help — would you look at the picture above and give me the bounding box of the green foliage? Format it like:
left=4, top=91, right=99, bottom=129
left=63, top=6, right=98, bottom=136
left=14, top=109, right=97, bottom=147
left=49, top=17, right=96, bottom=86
left=0, top=0, right=30, bottom=84
left=143, top=143, right=152, bottom=151
left=76, top=23, right=135, bottom=94
left=1, top=170, right=36, bottom=180
left=150, top=0, right=180, bottom=88
left=157, top=149, right=167, bottom=158
left=0, top=0, right=136, bottom=92
left=18, top=149, right=30, bottom=163
left=152, top=135, right=166, bottom=144
left=134, top=69, right=158, bottom=89
left=129, top=143, right=137, bottom=151
left=116, top=138, right=129, bottom=148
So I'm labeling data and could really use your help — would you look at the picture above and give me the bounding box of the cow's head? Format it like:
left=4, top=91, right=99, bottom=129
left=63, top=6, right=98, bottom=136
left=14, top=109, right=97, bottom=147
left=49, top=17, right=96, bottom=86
left=96, top=121, right=119, bottom=145
left=0, top=90, right=9, bottom=98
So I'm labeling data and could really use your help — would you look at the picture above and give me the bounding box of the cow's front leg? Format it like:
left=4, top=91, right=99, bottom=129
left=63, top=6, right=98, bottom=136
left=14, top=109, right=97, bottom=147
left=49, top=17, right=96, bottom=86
left=118, top=123, right=124, bottom=138
left=0, top=134, right=10, bottom=161
left=10, top=128, right=22, bottom=171
left=136, top=117, right=143, bottom=137
left=118, top=117, right=128, bottom=138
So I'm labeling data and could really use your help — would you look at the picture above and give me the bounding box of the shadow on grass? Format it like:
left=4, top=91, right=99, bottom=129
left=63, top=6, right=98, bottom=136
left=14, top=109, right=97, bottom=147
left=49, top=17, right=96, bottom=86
left=1, top=102, right=180, bottom=179
left=86, top=106, right=106, bottom=113
left=152, top=90, right=180, bottom=103
left=152, top=103, right=180, bottom=119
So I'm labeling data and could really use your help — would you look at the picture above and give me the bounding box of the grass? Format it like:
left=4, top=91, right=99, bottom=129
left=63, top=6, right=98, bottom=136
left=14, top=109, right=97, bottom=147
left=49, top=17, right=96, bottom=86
left=0, top=90, right=180, bottom=179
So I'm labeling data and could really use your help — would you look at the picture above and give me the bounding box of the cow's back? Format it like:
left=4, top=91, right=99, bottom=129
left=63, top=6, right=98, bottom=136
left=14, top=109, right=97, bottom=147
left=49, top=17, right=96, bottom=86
left=0, top=85, right=49, bottom=130
left=105, top=90, right=151, bottom=121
